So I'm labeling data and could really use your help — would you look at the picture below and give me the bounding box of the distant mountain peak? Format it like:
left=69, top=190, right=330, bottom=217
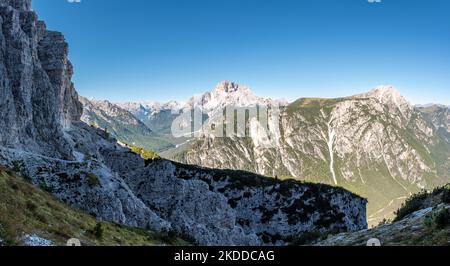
left=353, top=85, right=411, bottom=116
left=213, top=80, right=252, bottom=94
left=366, top=85, right=402, bottom=98
left=189, top=81, right=275, bottom=113
left=416, top=103, right=450, bottom=109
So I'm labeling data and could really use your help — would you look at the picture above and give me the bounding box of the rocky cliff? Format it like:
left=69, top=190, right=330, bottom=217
left=0, top=0, right=81, bottom=158
left=0, top=0, right=367, bottom=245
left=79, top=97, right=175, bottom=152
left=418, top=105, right=450, bottom=142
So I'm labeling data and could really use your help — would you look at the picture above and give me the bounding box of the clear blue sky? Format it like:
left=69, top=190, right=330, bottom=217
left=32, top=0, right=450, bottom=104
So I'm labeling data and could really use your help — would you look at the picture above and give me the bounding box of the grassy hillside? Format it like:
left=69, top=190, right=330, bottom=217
left=0, top=166, right=187, bottom=246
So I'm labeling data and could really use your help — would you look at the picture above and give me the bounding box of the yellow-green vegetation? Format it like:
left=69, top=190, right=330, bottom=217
left=127, top=143, right=160, bottom=160
left=0, top=166, right=187, bottom=246
left=286, top=97, right=344, bottom=117
left=87, top=172, right=101, bottom=188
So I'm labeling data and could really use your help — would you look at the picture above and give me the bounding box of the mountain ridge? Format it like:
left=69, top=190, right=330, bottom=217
left=151, top=82, right=450, bottom=225
left=81, top=80, right=450, bottom=227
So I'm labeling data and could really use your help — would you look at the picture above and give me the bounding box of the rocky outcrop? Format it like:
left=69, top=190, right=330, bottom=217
left=0, top=0, right=367, bottom=245
left=0, top=0, right=82, bottom=158
left=418, top=105, right=450, bottom=136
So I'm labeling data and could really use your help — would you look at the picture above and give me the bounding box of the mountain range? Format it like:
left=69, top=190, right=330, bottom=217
left=81, top=82, right=450, bottom=226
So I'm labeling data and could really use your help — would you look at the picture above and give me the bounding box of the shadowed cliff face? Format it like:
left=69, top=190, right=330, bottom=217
left=0, top=0, right=82, bottom=158
left=0, top=0, right=367, bottom=245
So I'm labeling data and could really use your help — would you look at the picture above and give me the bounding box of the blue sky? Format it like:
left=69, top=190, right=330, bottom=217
left=33, top=0, right=450, bottom=104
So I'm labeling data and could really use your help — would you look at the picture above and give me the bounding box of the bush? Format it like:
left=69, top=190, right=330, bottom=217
left=9, top=182, right=19, bottom=191
left=394, top=191, right=428, bottom=222
left=378, top=218, right=391, bottom=226
left=160, top=229, right=178, bottom=243
left=442, top=188, right=450, bottom=204
left=0, top=223, right=17, bottom=246
left=434, top=209, right=450, bottom=229
left=25, top=201, right=37, bottom=212
left=39, top=182, right=53, bottom=193
left=87, top=173, right=100, bottom=187
left=94, top=223, right=104, bottom=240
left=128, top=144, right=159, bottom=160
left=11, top=161, right=22, bottom=173
left=424, top=214, right=434, bottom=228
left=159, top=228, right=199, bottom=246
left=291, top=231, right=328, bottom=246
left=104, top=128, right=110, bottom=140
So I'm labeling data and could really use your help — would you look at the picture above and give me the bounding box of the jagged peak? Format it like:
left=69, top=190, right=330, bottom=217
left=115, top=100, right=184, bottom=113
left=213, top=80, right=252, bottom=94
left=354, top=85, right=409, bottom=104
left=352, top=85, right=412, bottom=118
left=189, top=81, right=273, bottom=113
left=366, top=85, right=402, bottom=98
left=0, top=0, right=31, bottom=11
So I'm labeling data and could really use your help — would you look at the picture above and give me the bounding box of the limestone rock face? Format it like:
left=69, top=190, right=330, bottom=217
left=418, top=105, right=450, bottom=136
left=0, top=0, right=82, bottom=158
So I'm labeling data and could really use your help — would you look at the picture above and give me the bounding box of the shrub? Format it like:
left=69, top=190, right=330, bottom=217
left=442, top=187, right=450, bottom=204
left=25, top=201, right=37, bottom=212
left=160, top=229, right=178, bottom=243
left=394, top=191, right=428, bottom=222
left=87, top=173, right=100, bottom=188
left=11, top=161, right=22, bottom=173
left=128, top=144, right=159, bottom=160
left=424, top=214, right=434, bottom=228
left=9, top=182, right=19, bottom=191
left=291, top=231, right=328, bottom=246
left=94, top=223, right=104, bottom=240
left=160, top=228, right=198, bottom=246
left=0, top=223, right=17, bottom=246
left=434, top=209, right=450, bottom=229
left=378, top=218, right=391, bottom=226
left=34, top=212, right=48, bottom=224
left=39, top=182, right=53, bottom=193
left=104, top=128, right=110, bottom=140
